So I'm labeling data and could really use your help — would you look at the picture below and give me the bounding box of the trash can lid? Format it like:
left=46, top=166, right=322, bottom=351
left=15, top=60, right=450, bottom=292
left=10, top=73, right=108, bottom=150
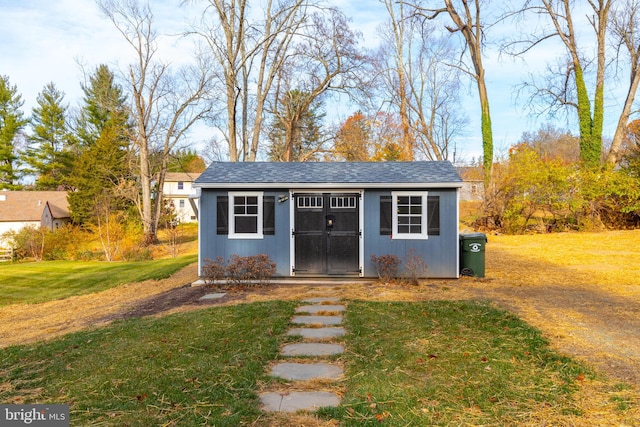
left=460, top=232, right=487, bottom=241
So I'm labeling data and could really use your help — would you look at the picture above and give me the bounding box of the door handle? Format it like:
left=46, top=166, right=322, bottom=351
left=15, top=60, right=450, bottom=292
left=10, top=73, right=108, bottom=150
left=325, top=214, right=335, bottom=229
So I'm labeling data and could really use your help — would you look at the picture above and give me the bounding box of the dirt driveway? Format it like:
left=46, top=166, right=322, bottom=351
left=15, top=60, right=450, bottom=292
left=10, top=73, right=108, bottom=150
left=1, top=232, right=639, bottom=392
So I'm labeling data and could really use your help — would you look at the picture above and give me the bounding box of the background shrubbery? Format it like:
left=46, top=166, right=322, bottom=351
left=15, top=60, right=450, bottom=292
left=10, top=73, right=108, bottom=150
left=471, top=126, right=640, bottom=234
left=1, top=221, right=194, bottom=262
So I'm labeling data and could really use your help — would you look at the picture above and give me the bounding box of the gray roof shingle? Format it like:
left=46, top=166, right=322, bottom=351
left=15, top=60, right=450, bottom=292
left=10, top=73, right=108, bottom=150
left=195, top=161, right=462, bottom=188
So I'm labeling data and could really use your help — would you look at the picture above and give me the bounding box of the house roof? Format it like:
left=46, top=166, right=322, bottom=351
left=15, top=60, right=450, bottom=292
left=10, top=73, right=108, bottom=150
left=0, top=191, right=69, bottom=222
left=195, top=161, right=463, bottom=189
left=165, top=172, right=201, bottom=182
left=456, top=166, right=484, bottom=181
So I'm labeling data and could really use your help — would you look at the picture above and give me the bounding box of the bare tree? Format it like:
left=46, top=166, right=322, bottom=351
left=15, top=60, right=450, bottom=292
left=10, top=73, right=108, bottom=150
left=378, top=0, right=414, bottom=160
left=412, top=0, right=494, bottom=184
left=186, top=0, right=308, bottom=161
left=270, top=8, right=368, bottom=161
left=506, top=0, right=611, bottom=168
left=98, top=0, right=213, bottom=244
left=607, top=1, right=640, bottom=166
left=377, top=2, right=467, bottom=161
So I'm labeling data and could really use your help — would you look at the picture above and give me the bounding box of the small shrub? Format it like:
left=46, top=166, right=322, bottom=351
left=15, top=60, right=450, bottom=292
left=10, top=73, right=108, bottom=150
left=251, top=254, right=277, bottom=285
left=371, top=254, right=401, bottom=282
left=202, top=254, right=277, bottom=287
left=402, top=249, right=428, bottom=285
left=2, top=225, right=46, bottom=261
left=75, top=250, right=105, bottom=261
left=202, top=256, right=226, bottom=285
left=226, top=254, right=252, bottom=285
left=121, top=247, right=153, bottom=262
left=43, top=224, right=88, bottom=260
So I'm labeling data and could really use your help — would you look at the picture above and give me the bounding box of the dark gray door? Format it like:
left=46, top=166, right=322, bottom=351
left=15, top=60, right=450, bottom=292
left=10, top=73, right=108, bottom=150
left=293, top=193, right=360, bottom=275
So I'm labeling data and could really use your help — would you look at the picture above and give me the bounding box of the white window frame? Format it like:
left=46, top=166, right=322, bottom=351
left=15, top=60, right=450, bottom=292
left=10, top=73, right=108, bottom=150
left=229, top=191, right=263, bottom=239
left=392, top=191, right=429, bottom=240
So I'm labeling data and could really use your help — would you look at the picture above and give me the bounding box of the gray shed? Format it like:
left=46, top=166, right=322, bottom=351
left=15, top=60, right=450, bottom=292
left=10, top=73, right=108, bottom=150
left=194, top=161, right=463, bottom=279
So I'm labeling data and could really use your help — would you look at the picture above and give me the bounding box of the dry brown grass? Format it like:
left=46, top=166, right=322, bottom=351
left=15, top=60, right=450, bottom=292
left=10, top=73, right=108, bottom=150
left=0, top=263, right=199, bottom=347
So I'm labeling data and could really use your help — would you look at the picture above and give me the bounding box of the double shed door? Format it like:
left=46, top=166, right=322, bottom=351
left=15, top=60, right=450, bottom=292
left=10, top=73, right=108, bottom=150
left=293, top=192, right=360, bottom=275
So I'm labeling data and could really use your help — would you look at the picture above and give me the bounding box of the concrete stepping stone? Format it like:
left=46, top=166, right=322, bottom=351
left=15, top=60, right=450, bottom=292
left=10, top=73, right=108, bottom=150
left=270, top=362, right=343, bottom=380
left=282, top=342, right=344, bottom=356
left=286, top=327, right=346, bottom=339
left=292, top=315, right=342, bottom=325
left=199, top=292, right=227, bottom=301
left=295, top=304, right=346, bottom=314
left=260, top=391, right=340, bottom=412
left=304, top=297, right=340, bottom=303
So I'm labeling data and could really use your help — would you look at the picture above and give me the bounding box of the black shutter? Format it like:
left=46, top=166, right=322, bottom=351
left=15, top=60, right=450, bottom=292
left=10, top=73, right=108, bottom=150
left=380, top=195, right=392, bottom=235
left=217, top=196, right=228, bottom=235
left=263, top=196, right=275, bottom=235
left=427, top=195, right=440, bottom=236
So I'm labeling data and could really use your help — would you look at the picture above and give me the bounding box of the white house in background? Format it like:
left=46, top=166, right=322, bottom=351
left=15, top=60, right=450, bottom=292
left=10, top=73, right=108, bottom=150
left=455, top=167, right=484, bottom=202
left=163, top=172, right=201, bottom=223
left=0, top=191, right=70, bottom=246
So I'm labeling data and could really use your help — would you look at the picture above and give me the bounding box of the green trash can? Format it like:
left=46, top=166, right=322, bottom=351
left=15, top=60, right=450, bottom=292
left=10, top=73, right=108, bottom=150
left=460, top=233, right=487, bottom=277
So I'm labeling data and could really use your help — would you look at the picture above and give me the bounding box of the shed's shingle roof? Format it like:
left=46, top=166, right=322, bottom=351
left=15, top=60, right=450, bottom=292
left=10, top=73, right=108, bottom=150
left=195, top=161, right=462, bottom=188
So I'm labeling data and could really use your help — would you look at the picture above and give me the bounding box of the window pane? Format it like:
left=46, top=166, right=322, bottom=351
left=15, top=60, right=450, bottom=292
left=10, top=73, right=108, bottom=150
left=247, top=205, right=258, bottom=215
left=398, top=196, right=410, bottom=205
left=247, top=196, right=258, bottom=205
left=235, top=216, right=257, bottom=233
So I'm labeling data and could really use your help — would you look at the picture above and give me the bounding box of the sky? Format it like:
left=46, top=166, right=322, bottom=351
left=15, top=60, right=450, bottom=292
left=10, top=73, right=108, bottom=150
left=0, top=0, right=628, bottom=163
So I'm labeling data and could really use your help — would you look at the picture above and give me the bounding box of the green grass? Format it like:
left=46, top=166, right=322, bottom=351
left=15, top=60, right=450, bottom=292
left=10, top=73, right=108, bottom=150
left=2, top=300, right=636, bottom=425
left=0, top=301, right=296, bottom=426
left=0, top=254, right=197, bottom=306
left=320, top=300, right=596, bottom=426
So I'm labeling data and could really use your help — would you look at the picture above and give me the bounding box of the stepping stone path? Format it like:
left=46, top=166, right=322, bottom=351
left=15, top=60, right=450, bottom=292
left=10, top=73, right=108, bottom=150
left=260, top=296, right=346, bottom=413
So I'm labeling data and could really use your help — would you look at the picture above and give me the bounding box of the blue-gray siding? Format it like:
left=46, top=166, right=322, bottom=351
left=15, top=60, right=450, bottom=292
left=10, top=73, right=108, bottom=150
left=362, top=189, right=459, bottom=278
left=199, top=189, right=292, bottom=276
left=199, top=187, right=459, bottom=278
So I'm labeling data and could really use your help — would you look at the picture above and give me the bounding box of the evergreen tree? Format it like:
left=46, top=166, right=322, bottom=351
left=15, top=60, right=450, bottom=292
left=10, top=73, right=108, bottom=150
left=22, top=83, right=75, bottom=189
left=67, top=115, right=131, bottom=225
left=167, top=148, right=206, bottom=173
left=267, top=91, right=325, bottom=162
left=0, top=75, right=28, bottom=189
left=67, top=65, right=132, bottom=225
left=76, top=64, right=128, bottom=147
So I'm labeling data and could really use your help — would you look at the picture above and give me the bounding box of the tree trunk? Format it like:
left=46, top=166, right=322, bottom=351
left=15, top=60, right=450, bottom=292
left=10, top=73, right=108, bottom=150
left=607, top=70, right=640, bottom=166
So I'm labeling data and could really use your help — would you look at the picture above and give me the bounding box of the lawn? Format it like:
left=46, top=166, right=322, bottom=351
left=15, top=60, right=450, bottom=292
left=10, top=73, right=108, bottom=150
left=2, top=300, right=637, bottom=426
left=0, top=301, right=296, bottom=426
left=0, top=254, right=197, bottom=306
left=327, top=301, right=609, bottom=426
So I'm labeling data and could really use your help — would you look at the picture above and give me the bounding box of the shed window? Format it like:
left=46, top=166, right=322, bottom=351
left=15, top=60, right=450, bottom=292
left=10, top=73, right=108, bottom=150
left=380, top=193, right=439, bottom=238
left=217, top=193, right=275, bottom=237
left=231, top=193, right=261, bottom=237
left=297, top=195, right=323, bottom=209
left=330, top=195, right=356, bottom=209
